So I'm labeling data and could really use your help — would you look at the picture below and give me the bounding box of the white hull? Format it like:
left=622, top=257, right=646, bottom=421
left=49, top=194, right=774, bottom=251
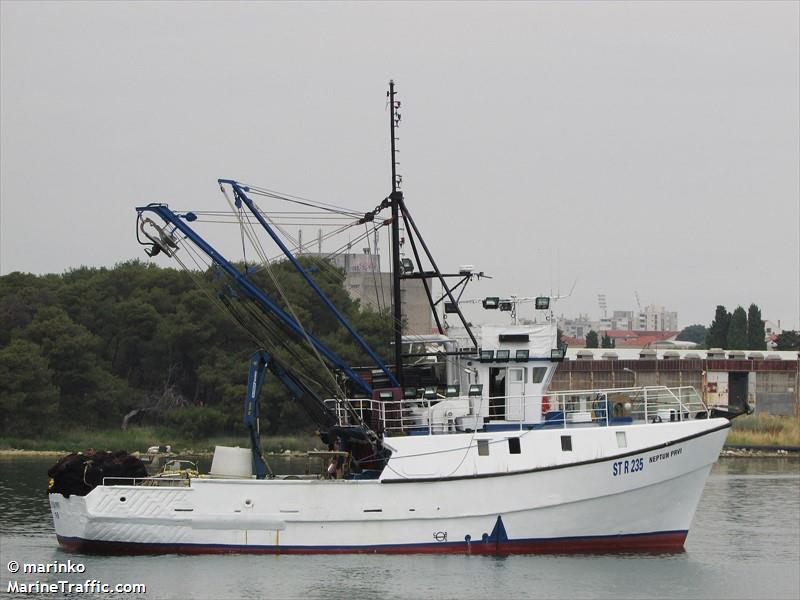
left=51, top=419, right=729, bottom=554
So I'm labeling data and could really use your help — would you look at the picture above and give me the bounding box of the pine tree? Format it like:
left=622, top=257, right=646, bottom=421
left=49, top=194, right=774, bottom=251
left=585, top=330, right=599, bottom=348
left=746, top=303, right=766, bottom=350
left=601, top=333, right=615, bottom=348
left=727, top=306, right=748, bottom=350
left=706, top=305, right=731, bottom=348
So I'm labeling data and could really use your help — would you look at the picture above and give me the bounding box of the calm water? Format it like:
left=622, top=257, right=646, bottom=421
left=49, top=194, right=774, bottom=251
left=1, top=456, right=798, bottom=600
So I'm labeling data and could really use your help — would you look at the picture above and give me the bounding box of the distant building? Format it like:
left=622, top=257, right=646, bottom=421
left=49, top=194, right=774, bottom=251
left=551, top=349, right=799, bottom=417
left=302, top=251, right=433, bottom=335
left=611, top=310, right=635, bottom=330
left=560, top=314, right=594, bottom=339
left=562, top=330, right=681, bottom=349
left=637, top=304, right=678, bottom=332
left=559, top=303, right=678, bottom=340
left=604, top=330, right=680, bottom=348
left=764, top=320, right=783, bottom=338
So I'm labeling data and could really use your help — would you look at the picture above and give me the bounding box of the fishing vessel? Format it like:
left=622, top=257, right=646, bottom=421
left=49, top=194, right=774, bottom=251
left=49, top=82, right=736, bottom=555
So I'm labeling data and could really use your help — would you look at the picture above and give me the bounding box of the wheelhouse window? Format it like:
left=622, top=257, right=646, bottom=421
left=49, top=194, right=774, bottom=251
left=531, top=367, right=548, bottom=384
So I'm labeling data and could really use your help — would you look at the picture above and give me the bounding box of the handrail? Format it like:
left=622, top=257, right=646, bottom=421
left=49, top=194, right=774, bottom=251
left=324, top=385, right=709, bottom=435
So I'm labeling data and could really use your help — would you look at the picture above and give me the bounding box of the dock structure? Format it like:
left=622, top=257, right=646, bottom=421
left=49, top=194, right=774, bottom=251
left=552, top=350, right=799, bottom=416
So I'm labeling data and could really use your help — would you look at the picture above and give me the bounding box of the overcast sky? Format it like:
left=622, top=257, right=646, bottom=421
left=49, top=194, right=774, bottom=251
left=1, top=1, right=798, bottom=330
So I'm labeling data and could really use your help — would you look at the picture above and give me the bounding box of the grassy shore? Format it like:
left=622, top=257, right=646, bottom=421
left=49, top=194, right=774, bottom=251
left=0, top=426, right=321, bottom=455
left=726, top=414, right=800, bottom=448
left=2, top=415, right=798, bottom=456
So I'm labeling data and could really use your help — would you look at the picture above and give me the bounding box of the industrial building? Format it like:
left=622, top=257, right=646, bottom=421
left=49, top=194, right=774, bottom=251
left=301, top=250, right=433, bottom=335
left=551, top=348, right=799, bottom=417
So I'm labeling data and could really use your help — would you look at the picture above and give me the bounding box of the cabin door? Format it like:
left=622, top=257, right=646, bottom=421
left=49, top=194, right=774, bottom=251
left=506, top=367, right=526, bottom=421
left=489, top=368, right=506, bottom=419
left=729, top=372, right=749, bottom=411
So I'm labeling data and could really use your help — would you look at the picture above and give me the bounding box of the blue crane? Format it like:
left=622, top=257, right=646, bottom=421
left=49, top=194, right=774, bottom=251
left=136, top=197, right=395, bottom=478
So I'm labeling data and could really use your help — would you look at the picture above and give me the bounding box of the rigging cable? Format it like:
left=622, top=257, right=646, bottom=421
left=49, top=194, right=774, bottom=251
left=219, top=185, right=348, bottom=401
left=365, top=222, right=384, bottom=316
left=245, top=185, right=363, bottom=217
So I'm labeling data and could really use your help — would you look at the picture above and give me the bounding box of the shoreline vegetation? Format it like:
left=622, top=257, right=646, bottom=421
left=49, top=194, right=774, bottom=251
left=0, top=262, right=395, bottom=447
left=1, top=414, right=798, bottom=458
left=0, top=428, right=320, bottom=457
left=725, top=413, right=799, bottom=448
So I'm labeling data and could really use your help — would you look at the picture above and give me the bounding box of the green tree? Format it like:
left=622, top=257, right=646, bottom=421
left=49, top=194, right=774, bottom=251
left=746, top=304, right=766, bottom=350
left=706, top=306, right=731, bottom=348
left=21, top=306, right=133, bottom=425
left=0, top=339, right=59, bottom=435
left=0, top=272, right=57, bottom=345
left=726, top=306, right=748, bottom=350
left=0, top=259, right=405, bottom=439
left=600, top=333, right=615, bottom=348
left=585, top=330, right=599, bottom=348
left=677, top=324, right=707, bottom=345
left=774, top=331, right=800, bottom=351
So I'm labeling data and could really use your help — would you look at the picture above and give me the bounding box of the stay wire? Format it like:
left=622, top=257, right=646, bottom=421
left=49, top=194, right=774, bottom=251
left=225, top=295, right=334, bottom=397
left=170, top=238, right=267, bottom=350
left=365, top=222, right=384, bottom=316
left=245, top=185, right=363, bottom=217
left=220, top=186, right=348, bottom=401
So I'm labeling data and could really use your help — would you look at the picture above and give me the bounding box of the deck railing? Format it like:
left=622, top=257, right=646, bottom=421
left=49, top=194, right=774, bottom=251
left=324, top=385, right=709, bottom=435
left=101, top=476, right=191, bottom=487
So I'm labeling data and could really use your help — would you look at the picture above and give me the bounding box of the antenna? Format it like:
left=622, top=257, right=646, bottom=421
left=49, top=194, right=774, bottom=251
left=388, top=80, right=404, bottom=386
left=598, top=294, right=607, bottom=319
left=635, top=291, right=642, bottom=311
left=557, top=249, right=561, bottom=298
left=548, top=279, right=577, bottom=301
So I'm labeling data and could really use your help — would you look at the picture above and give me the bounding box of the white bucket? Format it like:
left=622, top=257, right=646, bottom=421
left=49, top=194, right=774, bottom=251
left=210, top=446, right=253, bottom=478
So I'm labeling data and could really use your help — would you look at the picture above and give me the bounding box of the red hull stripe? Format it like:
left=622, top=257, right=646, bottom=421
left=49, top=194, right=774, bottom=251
left=57, top=530, right=687, bottom=555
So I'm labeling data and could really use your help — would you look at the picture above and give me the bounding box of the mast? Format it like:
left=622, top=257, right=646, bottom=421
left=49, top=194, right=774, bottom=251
left=388, top=80, right=404, bottom=387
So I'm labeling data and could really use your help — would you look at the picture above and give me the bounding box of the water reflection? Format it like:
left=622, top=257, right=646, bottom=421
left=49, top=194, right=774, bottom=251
left=0, top=455, right=798, bottom=600
left=0, top=456, right=53, bottom=536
